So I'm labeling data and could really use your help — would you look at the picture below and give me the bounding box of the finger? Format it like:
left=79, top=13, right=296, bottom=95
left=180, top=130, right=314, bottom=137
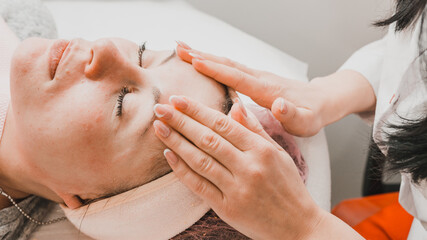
left=153, top=120, right=234, bottom=189
left=166, top=95, right=263, bottom=151
left=176, top=44, right=193, bottom=63
left=229, top=99, right=282, bottom=150
left=271, top=97, right=320, bottom=137
left=154, top=103, right=253, bottom=171
left=162, top=148, right=224, bottom=208
left=175, top=42, right=256, bottom=76
left=191, top=59, right=270, bottom=104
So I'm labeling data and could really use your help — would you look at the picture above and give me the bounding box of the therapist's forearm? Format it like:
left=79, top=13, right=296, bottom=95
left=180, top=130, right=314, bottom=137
left=309, top=70, right=376, bottom=127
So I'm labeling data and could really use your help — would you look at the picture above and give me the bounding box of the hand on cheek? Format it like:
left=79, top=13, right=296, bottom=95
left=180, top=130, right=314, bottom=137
left=152, top=96, right=323, bottom=240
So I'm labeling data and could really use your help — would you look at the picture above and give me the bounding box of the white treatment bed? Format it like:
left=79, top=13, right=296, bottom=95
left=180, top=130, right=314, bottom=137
left=32, top=1, right=331, bottom=239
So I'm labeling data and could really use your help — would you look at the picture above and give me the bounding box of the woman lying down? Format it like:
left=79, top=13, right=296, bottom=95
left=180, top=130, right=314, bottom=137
left=0, top=18, right=307, bottom=240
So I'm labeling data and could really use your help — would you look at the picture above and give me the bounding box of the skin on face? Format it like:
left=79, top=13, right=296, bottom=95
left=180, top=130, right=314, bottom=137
left=9, top=37, right=226, bottom=206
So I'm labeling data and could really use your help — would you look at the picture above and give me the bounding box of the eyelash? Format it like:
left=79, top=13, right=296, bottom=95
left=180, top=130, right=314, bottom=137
left=138, top=42, right=146, bottom=67
left=115, top=42, right=146, bottom=117
left=116, top=86, right=131, bottom=117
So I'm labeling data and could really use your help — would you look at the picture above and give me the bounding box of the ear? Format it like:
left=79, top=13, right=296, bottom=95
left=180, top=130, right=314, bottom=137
left=57, top=192, right=83, bottom=209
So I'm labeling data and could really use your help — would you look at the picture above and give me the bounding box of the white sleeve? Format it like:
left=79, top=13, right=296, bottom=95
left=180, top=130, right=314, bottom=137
left=339, top=34, right=389, bottom=97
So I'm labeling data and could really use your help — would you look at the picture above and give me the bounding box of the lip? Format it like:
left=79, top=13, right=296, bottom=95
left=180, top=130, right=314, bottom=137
left=49, top=39, right=70, bottom=79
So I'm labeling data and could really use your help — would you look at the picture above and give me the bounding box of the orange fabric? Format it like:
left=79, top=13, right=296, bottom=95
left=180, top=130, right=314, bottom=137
left=332, top=192, right=413, bottom=240
left=332, top=192, right=401, bottom=227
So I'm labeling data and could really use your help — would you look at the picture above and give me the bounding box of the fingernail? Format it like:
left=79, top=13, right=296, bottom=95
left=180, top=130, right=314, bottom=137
left=154, top=120, right=171, bottom=138
left=153, top=104, right=172, bottom=119
left=189, top=52, right=205, bottom=61
left=169, top=95, right=188, bottom=109
left=175, top=40, right=191, bottom=50
left=235, top=98, right=247, bottom=118
left=164, top=149, right=178, bottom=165
left=279, top=98, right=287, bottom=114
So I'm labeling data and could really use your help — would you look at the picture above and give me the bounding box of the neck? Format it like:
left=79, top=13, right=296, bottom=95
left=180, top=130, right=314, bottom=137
left=0, top=107, right=31, bottom=210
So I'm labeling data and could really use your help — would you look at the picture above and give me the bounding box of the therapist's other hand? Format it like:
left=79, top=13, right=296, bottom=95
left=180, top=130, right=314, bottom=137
left=176, top=43, right=326, bottom=137
left=152, top=96, right=324, bottom=240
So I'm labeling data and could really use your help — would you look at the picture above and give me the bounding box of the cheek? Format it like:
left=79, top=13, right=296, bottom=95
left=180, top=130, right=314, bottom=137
left=17, top=86, right=112, bottom=159
left=10, top=38, right=52, bottom=96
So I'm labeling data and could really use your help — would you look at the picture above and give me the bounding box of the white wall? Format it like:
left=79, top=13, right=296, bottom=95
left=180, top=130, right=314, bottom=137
left=185, top=0, right=393, bottom=206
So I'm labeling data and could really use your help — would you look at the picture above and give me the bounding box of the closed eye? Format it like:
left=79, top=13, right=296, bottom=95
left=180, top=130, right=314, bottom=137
left=116, top=86, right=131, bottom=117
left=138, top=42, right=146, bottom=67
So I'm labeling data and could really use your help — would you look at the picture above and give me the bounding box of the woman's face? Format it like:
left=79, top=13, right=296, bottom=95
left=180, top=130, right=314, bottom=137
left=9, top=38, right=227, bottom=205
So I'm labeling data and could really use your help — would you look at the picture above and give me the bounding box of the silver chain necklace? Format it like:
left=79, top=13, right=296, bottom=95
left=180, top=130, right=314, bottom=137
left=0, top=187, right=66, bottom=225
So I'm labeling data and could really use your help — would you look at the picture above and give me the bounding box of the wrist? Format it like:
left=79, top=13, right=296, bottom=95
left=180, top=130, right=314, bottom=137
left=309, top=70, right=376, bottom=127
left=300, top=209, right=364, bottom=240
left=307, top=77, right=337, bottom=128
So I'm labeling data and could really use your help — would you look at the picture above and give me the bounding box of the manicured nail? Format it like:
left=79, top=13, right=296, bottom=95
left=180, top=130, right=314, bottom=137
left=175, top=40, right=191, bottom=50
left=153, top=104, right=172, bottom=119
left=189, top=52, right=205, bottom=61
left=169, top=95, right=188, bottom=109
left=279, top=98, right=287, bottom=114
left=234, top=98, right=247, bottom=118
left=164, top=149, right=178, bottom=165
left=154, top=120, right=171, bottom=138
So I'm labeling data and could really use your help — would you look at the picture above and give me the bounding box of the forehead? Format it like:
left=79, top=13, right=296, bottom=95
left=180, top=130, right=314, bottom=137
left=155, top=55, right=226, bottom=109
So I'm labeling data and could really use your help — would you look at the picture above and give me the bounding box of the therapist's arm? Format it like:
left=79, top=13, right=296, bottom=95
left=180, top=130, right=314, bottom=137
left=310, top=70, right=376, bottom=126
left=176, top=43, right=376, bottom=137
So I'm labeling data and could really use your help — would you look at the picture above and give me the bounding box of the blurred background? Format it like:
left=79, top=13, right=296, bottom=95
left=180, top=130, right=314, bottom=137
left=185, top=0, right=393, bottom=206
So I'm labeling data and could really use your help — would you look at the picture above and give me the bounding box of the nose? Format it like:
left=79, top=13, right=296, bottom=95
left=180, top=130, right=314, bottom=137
left=84, top=39, right=130, bottom=80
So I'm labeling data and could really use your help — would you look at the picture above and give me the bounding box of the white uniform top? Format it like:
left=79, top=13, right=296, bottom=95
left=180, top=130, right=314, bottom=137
left=341, top=16, right=427, bottom=239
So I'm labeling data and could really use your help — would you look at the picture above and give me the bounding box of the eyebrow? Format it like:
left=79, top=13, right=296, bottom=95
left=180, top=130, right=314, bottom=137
left=159, top=50, right=176, bottom=65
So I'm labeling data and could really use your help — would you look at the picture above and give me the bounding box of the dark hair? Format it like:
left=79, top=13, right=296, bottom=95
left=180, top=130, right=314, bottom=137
left=373, top=1, right=427, bottom=184
left=171, top=210, right=250, bottom=240
left=378, top=116, right=427, bottom=184
left=375, top=0, right=427, bottom=31
left=371, top=0, right=427, bottom=183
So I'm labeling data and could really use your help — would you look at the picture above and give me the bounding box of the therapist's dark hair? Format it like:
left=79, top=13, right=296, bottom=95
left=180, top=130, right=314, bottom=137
left=372, top=1, right=427, bottom=184
left=375, top=0, right=427, bottom=31
left=377, top=115, right=427, bottom=184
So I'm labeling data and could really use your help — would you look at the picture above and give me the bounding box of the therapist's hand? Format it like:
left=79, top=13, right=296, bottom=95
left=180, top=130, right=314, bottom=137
left=152, top=95, right=325, bottom=240
left=175, top=43, right=327, bottom=137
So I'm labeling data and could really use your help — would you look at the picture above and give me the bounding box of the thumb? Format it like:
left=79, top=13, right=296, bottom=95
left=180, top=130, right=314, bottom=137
left=229, top=98, right=282, bottom=150
left=271, top=97, right=319, bottom=137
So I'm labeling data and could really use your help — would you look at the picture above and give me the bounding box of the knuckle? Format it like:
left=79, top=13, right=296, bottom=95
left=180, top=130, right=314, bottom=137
left=236, top=186, right=254, bottom=204
left=213, top=115, right=230, bottom=134
left=260, top=144, right=276, bottom=159
left=193, top=178, right=208, bottom=195
left=247, top=166, right=264, bottom=181
left=195, top=154, right=213, bottom=174
left=168, top=135, right=182, bottom=150
left=186, top=101, right=201, bottom=116
left=175, top=116, right=187, bottom=130
left=200, top=131, right=221, bottom=151
left=178, top=167, right=192, bottom=183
